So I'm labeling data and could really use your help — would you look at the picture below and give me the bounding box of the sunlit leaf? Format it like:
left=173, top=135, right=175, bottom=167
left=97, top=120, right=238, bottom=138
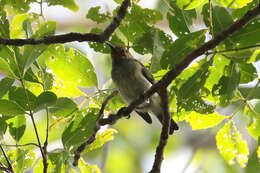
left=248, top=117, right=260, bottom=139
left=7, top=115, right=26, bottom=142
left=186, top=111, right=226, bottom=130
left=161, top=29, right=207, bottom=69
left=216, top=0, right=253, bottom=8
left=44, top=45, right=98, bottom=87
left=84, top=128, right=117, bottom=153
left=78, top=159, right=101, bottom=173
left=176, top=0, right=207, bottom=9
left=232, top=0, right=258, bottom=20
left=216, top=121, right=249, bottom=167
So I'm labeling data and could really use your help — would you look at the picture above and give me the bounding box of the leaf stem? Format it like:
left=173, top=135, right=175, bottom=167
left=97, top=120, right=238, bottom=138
left=0, top=144, right=14, bottom=173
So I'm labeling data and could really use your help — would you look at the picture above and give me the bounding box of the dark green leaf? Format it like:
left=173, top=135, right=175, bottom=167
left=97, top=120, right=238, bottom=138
left=178, top=59, right=211, bottom=99
left=49, top=97, right=78, bottom=117
left=0, top=77, right=14, bottom=98
left=161, top=29, right=207, bottom=69
left=0, top=8, right=10, bottom=38
left=8, top=86, right=37, bottom=111
left=24, top=68, right=40, bottom=83
left=62, top=108, right=99, bottom=151
left=22, top=19, right=33, bottom=38
left=0, top=118, right=7, bottom=139
left=7, top=115, right=26, bottom=142
left=239, top=87, right=260, bottom=100
left=48, top=151, right=69, bottom=173
left=46, top=0, right=79, bottom=12
left=202, top=5, right=233, bottom=47
left=238, top=63, right=258, bottom=84
left=212, top=62, right=240, bottom=106
left=0, top=99, right=25, bottom=116
left=34, top=91, right=57, bottom=112
left=245, top=150, right=260, bottom=173
left=167, top=1, right=196, bottom=37
left=230, top=19, right=260, bottom=47
left=86, top=6, right=110, bottom=24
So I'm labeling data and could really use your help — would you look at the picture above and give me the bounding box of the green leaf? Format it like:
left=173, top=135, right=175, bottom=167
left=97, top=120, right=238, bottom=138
left=216, top=121, right=249, bottom=167
left=78, top=159, right=101, bottom=173
left=47, top=151, right=69, bottom=173
left=248, top=117, right=260, bottom=139
left=23, top=22, right=56, bottom=72
left=8, top=86, right=37, bottom=111
left=22, top=19, right=33, bottom=38
left=0, top=118, right=7, bottom=139
left=245, top=150, right=260, bottom=173
left=232, top=0, right=258, bottom=20
left=202, top=5, right=233, bottom=47
left=4, top=0, right=35, bottom=13
left=0, top=57, right=15, bottom=77
left=44, top=45, right=98, bottom=87
left=176, top=0, right=207, bottom=9
left=9, top=149, right=35, bottom=173
left=216, top=0, right=253, bottom=8
left=178, top=59, right=211, bottom=99
left=49, top=97, right=78, bottom=117
left=133, top=27, right=172, bottom=56
left=0, top=99, right=25, bottom=116
left=186, top=111, right=226, bottom=130
left=167, top=2, right=196, bottom=37
left=238, top=63, right=258, bottom=84
left=34, top=91, right=57, bottom=112
left=62, top=108, right=99, bottom=151
left=86, top=6, right=110, bottom=24
left=230, top=19, right=260, bottom=47
left=46, top=0, right=79, bottom=12
left=212, top=62, right=240, bottom=106
left=0, top=77, right=14, bottom=98
left=24, top=68, right=40, bottom=83
left=7, top=115, right=26, bottom=142
left=84, top=128, right=117, bottom=153
left=161, top=29, right=207, bottom=69
left=0, top=8, right=10, bottom=38
left=246, top=99, right=260, bottom=116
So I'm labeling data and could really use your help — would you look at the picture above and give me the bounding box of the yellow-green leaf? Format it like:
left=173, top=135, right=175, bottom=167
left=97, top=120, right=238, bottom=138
left=216, top=121, right=249, bottom=167
left=186, top=111, right=226, bottom=130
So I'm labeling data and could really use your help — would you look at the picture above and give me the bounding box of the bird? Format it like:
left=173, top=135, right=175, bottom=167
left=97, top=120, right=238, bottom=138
left=106, top=42, right=179, bottom=134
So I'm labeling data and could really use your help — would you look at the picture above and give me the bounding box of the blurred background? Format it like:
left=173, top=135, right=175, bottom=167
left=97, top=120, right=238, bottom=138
left=3, top=0, right=260, bottom=172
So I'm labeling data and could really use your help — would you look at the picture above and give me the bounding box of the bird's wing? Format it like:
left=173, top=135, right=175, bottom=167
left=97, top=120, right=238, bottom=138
left=133, top=59, right=155, bottom=84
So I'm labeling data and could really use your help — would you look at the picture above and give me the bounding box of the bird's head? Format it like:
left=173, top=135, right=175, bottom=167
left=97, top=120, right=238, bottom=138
left=106, top=42, right=132, bottom=59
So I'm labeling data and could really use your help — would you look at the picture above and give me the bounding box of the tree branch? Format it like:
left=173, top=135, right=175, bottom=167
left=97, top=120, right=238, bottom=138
left=0, top=0, right=131, bottom=46
left=149, top=88, right=171, bottom=173
left=73, top=90, right=118, bottom=166
left=100, top=3, right=260, bottom=126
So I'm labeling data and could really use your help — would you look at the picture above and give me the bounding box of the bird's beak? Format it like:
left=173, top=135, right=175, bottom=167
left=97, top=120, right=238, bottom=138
left=106, top=42, right=116, bottom=51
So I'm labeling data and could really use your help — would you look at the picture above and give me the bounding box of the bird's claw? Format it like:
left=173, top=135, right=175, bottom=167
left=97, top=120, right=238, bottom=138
left=118, top=107, right=130, bottom=119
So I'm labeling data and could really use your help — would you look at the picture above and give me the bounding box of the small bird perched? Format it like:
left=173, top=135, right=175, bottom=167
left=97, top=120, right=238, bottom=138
left=107, top=42, right=178, bottom=134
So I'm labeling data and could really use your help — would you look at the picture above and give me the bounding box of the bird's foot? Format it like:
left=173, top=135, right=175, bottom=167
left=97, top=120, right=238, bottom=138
left=118, top=107, right=130, bottom=119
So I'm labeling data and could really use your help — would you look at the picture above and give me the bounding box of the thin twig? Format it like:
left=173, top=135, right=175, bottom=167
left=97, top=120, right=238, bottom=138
left=73, top=90, right=118, bottom=166
left=0, top=144, right=14, bottom=173
left=149, top=89, right=170, bottom=173
left=0, top=0, right=131, bottom=46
